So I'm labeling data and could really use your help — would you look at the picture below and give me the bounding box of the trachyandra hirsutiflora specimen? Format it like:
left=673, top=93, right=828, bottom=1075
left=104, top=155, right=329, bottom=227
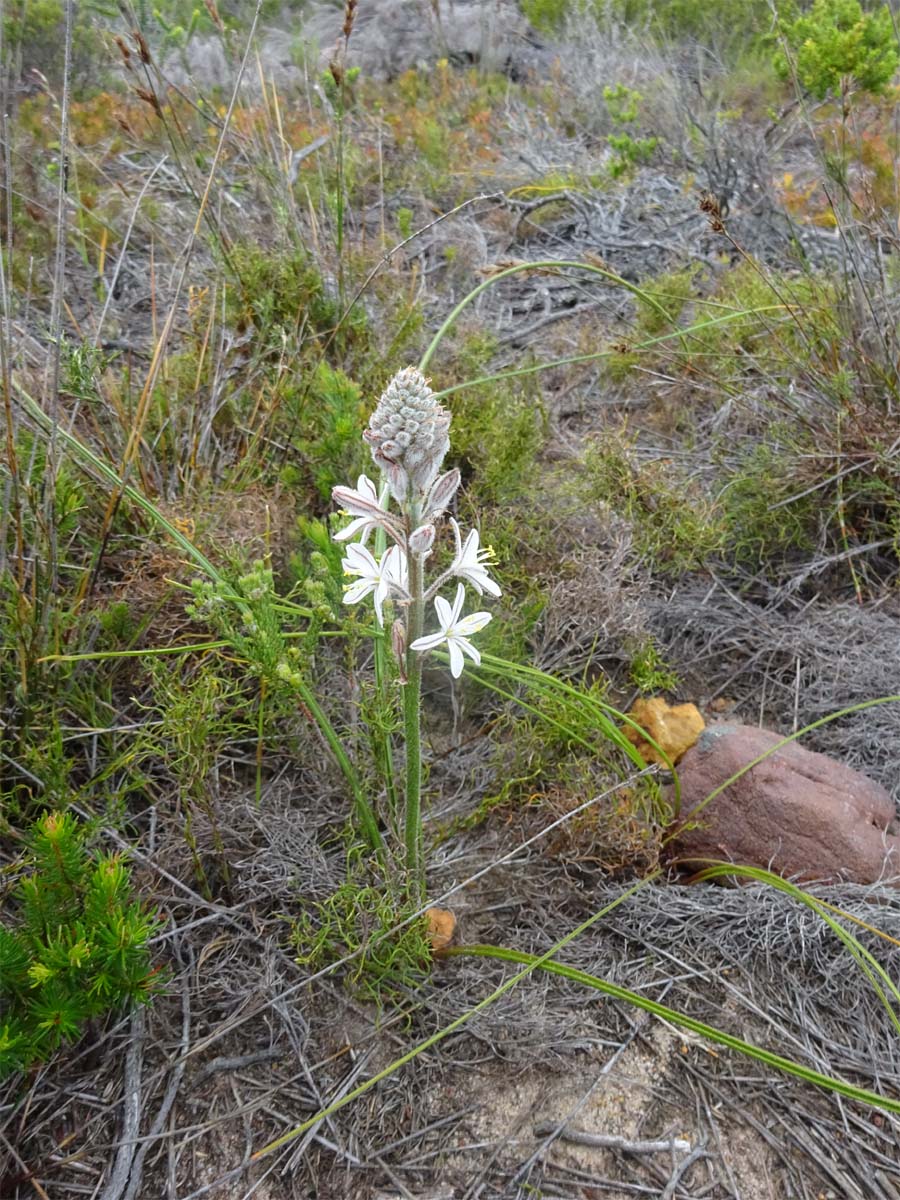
left=332, top=366, right=501, bottom=888
left=332, top=367, right=501, bottom=680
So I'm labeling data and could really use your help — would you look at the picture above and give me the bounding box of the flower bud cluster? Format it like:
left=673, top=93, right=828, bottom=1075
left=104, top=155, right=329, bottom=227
left=363, top=367, right=452, bottom=504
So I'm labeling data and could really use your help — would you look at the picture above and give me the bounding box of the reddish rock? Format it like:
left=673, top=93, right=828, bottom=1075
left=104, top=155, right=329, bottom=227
left=667, top=724, right=900, bottom=884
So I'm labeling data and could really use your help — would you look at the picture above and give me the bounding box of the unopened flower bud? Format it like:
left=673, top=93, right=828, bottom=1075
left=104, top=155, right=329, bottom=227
left=392, top=618, right=408, bottom=683
left=408, top=523, right=436, bottom=557
left=424, top=468, right=460, bottom=519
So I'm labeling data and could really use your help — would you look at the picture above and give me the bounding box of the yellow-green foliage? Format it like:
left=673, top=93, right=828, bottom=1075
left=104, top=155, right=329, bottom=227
left=718, top=439, right=817, bottom=566
left=775, top=0, right=899, bottom=100
left=523, top=0, right=775, bottom=54
left=609, top=265, right=699, bottom=377
left=0, top=811, right=158, bottom=1078
left=628, top=636, right=679, bottom=694
left=580, top=432, right=724, bottom=574
left=685, top=264, right=838, bottom=384
left=291, top=868, right=431, bottom=1003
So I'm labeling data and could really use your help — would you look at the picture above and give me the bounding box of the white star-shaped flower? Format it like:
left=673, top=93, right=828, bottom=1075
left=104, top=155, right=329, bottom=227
left=410, top=583, right=492, bottom=678
left=332, top=475, right=398, bottom=544
left=449, top=518, right=501, bottom=597
left=342, top=543, right=408, bottom=626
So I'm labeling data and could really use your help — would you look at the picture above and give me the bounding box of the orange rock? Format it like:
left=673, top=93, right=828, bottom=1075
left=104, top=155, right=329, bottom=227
left=424, top=907, right=457, bottom=953
left=624, top=697, right=704, bottom=766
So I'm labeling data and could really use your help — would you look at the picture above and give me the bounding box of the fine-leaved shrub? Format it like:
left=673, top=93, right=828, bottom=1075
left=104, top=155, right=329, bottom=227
left=0, top=812, right=159, bottom=1079
left=775, top=0, right=899, bottom=100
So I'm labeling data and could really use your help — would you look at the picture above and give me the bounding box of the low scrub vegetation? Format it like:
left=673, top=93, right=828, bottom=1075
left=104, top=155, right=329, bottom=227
left=2, top=0, right=900, bottom=1196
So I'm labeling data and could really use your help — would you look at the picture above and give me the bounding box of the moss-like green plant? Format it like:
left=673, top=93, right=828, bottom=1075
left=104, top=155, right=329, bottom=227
left=628, top=636, right=679, bottom=694
left=719, top=439, right=817, bottom=567
left=0, top=811, right=159, bottom=1079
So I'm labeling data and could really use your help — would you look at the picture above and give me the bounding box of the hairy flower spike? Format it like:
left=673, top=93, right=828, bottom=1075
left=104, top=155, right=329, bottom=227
left=364, top=368, right=451, bottom=503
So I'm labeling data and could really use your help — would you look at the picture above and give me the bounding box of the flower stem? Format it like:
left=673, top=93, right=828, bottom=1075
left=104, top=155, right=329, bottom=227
left=374, top=481, right=399, bottom=821
left=404, top=521, right=426, bottom=899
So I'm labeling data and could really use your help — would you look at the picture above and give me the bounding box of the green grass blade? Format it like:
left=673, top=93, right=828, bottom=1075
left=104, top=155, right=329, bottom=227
left=418, top=259, right=688, bottom=372
left=449, top=944, right=900, bottom=1115
left=695, top=863, right=900, bottom=1037
left=431, top=304, right=786, bottom=400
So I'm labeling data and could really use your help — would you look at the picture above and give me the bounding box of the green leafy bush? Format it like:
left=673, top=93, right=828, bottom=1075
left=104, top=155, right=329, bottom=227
left=0, top=812, right=158, bottom=1078
left=775, top=0, right=899, bottom=99
left=603, top=84, right=659, bottom=179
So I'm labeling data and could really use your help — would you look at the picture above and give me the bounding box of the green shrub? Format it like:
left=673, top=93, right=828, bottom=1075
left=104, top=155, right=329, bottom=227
left=226, top=243, right=365, bottom=352
left=524, top=0, right=776, bottom=54
left=2, top=0, right=98, bottom=83
left=284, top=364, right=369, bottom=504
left=718, top=438, right=817, bottom=567
left=0, top=811, right=158, bottom=1078
left=603, top=84, right=659, bottom=178
left=775, top=0, right=899, bottom=100
left=580, top=433, right=724, bottom=574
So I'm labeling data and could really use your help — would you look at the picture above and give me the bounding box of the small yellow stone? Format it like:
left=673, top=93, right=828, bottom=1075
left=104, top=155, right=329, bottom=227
left=624, top=697, right=705, bottom=765
left=424, top=907, right=457, bottom=954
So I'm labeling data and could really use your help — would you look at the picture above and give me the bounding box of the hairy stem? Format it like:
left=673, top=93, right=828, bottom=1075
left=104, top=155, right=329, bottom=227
left=403, top=514, right=425, bottom=897
left=374, top=480, right=398, bottom=819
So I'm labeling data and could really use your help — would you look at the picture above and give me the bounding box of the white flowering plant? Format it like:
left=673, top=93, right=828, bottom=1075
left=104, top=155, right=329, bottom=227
left=331, top=367, right=502, bottom=896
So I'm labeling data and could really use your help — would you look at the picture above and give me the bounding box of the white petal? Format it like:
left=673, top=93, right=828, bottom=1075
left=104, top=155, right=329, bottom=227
left=459, top=636, right=481, bottom=666
left=333, top=515, right=371, bottom=542
left=382, top=544, right=403, bottom=576
left=478, top=573, right=502, bottom=598
left=449, top=582, right=466, bottom=625
left=456, top=565, right=485, bottom=595
left=461, top=565, right=500, bottom=598
left=373, top=578, right=389, bottom=626
left=357, top=474, right=378, bottom=502
left=455, top=611, right=492, bottom=636
left=410, top=631, right=447, bottom=652
left=433, top=594, right=454, bottom=631
left=344, top=542, right=378, bottom=576
left=447, top=639, right=465, bottom=678
left=344, top=579, right=374, bottom=604
left=460, top=527, right=479, bottom=566
left=450, top=516, right=463, bottom=559
left=333, top=486, right=386, bottom=521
